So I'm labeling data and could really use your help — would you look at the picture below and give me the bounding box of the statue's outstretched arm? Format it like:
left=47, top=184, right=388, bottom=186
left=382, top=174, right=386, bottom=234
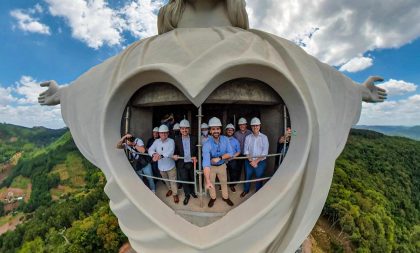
left=360, top=76, right=387, bottom=103
left=38, top=80, right=61, bottom=106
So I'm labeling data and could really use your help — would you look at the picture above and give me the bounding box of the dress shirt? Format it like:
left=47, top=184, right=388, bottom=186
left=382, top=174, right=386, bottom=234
left=182, top=135, right=192, bottom=162
left=228, top=136, right=241, bottom=155
left=148, top=138, right=175, bottom=171
left=244, top=132, right=269, bottom=160
left=234, top=129, right=252, bottom=154
left=202, top=135, right=234, bottom=168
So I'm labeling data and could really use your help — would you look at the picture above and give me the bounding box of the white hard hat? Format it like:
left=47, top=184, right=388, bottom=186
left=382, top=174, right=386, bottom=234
left=208, top=117, right=222, bottom=127
left=173, top=123, right=180, bottom=130
left=179, top=119, right=190, bottom=128
left=201, top=123, right=209, bottom=129
left=250, top=117, right=261, bottom=125
left=225, top=123, right=235, bottom=130
left=158, top=124, right=169, bottom=132
left=238, top=117, right=247, bottom=125
left=152, top=127, right=159, bottom=132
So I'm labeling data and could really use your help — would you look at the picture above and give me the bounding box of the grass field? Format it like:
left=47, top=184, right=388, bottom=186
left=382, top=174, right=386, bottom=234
left=50, top=185, right=75, bottom=200
left=50, top=152, right=86, bottom=188
left=0, top=212, right=23, bottom=227
left=51, top=164, right=69, bottom=181
left=49, top=152, right=87, bottom=200
left=10, top=175, right=31, bottom=189
left=65, top=152, right=86, bottom=187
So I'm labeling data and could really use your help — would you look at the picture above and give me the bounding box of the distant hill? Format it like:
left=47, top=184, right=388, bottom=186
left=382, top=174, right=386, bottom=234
left=0, top=123, right=67, bottom=146
left=354, top=125, right=420, bottom=140
left=0, top=127, right=419, bottom=252
left=0, top=123, right=67, bottom=164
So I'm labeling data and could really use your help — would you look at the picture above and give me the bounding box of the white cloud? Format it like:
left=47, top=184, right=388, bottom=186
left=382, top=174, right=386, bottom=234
left=33, top=4, right=44, bottom=14
left=15, top=76, right=46, bottom=104
left=44, top=0, right=164, bottom=49
left=0, top=104, right=64, bottom=129
left=339, top=56, right=373, bottom=72
left=10, top=8, right=51, bottom=35
left=246, top=0, right=420, bottom=68
left=359, top=94, right=420, bottom=125
left=120, top=0, right=164, bottom=39
left=0, top=76, right=65, bottom=129
left=0, top=86, right=16, bottom=106
left=380, top=79, right=417, bottom=96
left=46, top=0, right=125, bottom=49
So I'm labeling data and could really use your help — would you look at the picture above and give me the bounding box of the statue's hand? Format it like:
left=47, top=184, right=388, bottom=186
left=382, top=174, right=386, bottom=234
left=38, top=80, right=61, bottom=105
left=361, top=76, right=387, bottom=103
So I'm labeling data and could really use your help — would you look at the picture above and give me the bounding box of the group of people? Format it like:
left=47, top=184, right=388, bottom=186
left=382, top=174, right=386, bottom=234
left=117, top=116, right=290, bottom=208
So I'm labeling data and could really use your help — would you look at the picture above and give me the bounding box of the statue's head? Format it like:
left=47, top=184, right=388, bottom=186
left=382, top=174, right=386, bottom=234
left=158, top=0, right=249, bottom=34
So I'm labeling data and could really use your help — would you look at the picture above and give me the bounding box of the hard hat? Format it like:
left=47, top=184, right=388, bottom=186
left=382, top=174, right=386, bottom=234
left=201, top=123, right=209, bottom=129
left=173, top=123, right=180, bottom=130
left=238, top=117, right=247, bottom=125
left=152, top=127, right=159, bottom=132
left=158, top=124, right=169, bottom=132
left=208, top=117, right=222, bottom=127
left=250, top=117, right=261, bottom=125
left=225, top=123, right=235, bottom=130
left=179, top=119, right=190, bottom=128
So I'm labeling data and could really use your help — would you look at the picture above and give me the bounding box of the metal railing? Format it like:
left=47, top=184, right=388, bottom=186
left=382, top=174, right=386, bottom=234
left=129, top=151, right=283, bottom=186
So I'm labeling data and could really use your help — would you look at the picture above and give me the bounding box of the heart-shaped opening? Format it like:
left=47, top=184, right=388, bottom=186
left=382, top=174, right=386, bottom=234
left=118, top=78, right=292, bottom=227
left=99, top=64, right=311, bottom=249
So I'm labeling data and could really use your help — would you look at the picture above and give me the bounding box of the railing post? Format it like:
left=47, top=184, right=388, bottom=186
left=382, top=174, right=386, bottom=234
left=197, top=106, right=204, bottom=207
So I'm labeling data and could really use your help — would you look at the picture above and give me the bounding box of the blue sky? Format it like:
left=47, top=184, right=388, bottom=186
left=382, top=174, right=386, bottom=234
left=1, top=0, right=419, bottom=128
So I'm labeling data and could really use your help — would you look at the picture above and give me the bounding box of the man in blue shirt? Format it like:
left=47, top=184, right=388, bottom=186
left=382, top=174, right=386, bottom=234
left=225, top=124, right=241, bottom=192
left=203, top=117, right=234, bottom=207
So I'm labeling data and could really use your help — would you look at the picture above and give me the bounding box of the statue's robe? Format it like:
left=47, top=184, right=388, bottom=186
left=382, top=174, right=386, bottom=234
left=59, top=27, right=362, bottom=253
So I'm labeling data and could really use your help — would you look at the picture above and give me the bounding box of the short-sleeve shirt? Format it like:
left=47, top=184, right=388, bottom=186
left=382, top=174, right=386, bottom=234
left=202, top=135, right=234, bottom=168
left=123, top=138, right=144, bottom=160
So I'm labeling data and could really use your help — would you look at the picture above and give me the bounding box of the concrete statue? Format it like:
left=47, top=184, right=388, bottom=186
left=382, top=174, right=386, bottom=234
left=38, top=0, right=387, bottom=252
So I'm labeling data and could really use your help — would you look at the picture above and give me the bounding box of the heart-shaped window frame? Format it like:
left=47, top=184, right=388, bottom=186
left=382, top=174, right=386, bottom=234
left=100, top=64, right=312, bottom=250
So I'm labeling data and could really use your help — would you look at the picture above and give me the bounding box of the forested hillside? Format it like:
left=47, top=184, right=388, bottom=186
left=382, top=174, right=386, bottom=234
left=0, top=123, right=67, bottom=164
left=320, top=129, right=420, bottom=252
left=0, top=127, right=419, bottom=252
left=0, top=128, right=126, bottom=252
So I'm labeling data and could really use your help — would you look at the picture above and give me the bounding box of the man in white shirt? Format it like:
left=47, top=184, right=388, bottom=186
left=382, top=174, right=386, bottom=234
left=241, top=117, right=269, bottom=198
left=148, top=125, right=179, bottom=204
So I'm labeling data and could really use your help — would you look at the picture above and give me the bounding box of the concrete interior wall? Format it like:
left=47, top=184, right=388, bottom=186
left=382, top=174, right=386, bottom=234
left=130, top=107, right=153, bottom=141
left=261, top=104, right=285, bottom=176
